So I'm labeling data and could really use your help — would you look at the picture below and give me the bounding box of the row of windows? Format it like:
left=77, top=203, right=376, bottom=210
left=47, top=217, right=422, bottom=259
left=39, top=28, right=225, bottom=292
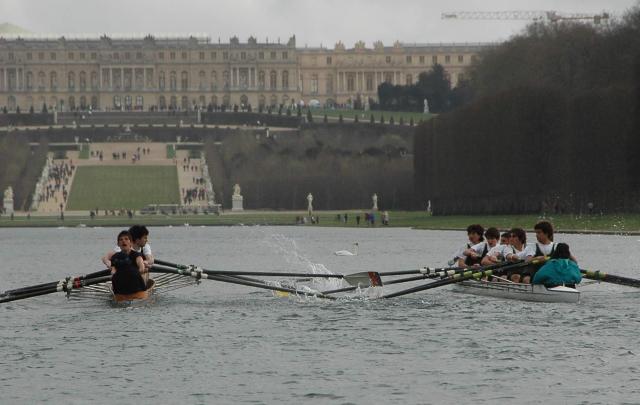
left=4, top=51, right=291, bottom=62
left=3, top=51, right=474, bottom=65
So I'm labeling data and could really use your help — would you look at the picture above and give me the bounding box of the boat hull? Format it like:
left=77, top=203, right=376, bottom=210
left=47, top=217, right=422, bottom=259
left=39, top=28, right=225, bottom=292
left=452, top=280, right=580, bottom=303
left=112, top=279, right=155, bottom=306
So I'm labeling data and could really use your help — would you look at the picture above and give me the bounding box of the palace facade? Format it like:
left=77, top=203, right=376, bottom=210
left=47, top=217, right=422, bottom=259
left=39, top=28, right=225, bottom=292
left=0, top=34, right=488, bottom=111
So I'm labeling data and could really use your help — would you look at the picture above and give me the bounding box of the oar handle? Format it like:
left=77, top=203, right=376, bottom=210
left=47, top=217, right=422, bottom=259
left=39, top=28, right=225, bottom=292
left=581, top=269, right=640, bottom=288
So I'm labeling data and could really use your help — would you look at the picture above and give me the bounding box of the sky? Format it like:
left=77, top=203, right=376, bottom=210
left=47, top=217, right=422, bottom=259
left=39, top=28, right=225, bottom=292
left=1, top=0, right=637, bottom=46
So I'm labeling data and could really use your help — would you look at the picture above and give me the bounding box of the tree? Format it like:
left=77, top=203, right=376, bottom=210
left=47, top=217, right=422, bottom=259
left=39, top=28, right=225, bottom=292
left=380, top=114, right=385, bottom=124
left=42, top=103, right=48, bottom=114
left=370, top=114, right=375, bottom=124
left=354, top=114, right=359, bottom=123
left=307, top=109, right=313, bottom=123
left=416, top=64, right=451, bottom=113
left=338, top=114, right=343, bottom=124
left=323, top=114, right=328, bottom=123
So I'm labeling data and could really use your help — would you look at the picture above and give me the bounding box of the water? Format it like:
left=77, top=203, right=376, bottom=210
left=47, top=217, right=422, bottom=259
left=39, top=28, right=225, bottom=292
left=1, top=226, right=640, bottom=404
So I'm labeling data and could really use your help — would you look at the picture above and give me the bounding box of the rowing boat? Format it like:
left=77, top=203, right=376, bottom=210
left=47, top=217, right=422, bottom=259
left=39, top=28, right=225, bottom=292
left=451, top=279, right=580, bottom=303
left=111, top=279, right=156, bottom=306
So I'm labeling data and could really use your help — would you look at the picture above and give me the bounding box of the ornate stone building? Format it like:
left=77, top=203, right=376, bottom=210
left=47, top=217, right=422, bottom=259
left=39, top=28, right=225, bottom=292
left=0, top=34, right=488, bottom=111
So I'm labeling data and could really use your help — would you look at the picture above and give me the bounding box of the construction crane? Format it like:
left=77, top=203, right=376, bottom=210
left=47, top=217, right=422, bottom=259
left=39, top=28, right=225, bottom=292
left=441, top=11, right=610, bottom=24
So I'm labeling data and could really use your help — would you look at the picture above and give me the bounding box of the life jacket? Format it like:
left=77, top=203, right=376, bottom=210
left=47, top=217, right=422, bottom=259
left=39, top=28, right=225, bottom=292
left=464, top=242, right=489, bottom=266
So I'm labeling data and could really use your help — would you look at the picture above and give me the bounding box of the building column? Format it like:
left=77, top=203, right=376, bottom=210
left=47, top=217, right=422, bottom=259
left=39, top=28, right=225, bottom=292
left=109, top=68, right=113, bottom=90
left=120, top=68, right=124, bottom=90
left=143, top=67, right=146, bottom=90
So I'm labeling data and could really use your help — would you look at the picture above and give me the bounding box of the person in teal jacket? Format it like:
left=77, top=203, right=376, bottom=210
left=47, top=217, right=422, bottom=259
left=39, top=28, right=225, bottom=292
left=532, top=243, right=582, bottom=288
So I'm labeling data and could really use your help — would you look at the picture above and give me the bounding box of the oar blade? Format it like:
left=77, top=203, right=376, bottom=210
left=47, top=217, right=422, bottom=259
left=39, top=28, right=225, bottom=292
left=343, top=271, right=383, bottom=288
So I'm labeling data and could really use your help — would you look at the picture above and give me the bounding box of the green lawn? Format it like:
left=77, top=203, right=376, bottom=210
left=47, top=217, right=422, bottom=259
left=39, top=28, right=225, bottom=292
left=66, top=166, right=180, bottom=210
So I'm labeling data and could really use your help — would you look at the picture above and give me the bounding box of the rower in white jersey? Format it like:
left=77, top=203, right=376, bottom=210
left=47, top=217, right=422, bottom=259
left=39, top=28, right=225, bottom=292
left=481, top=231, right=513, bottom=266
left=462, top=227, right=500, bottom=267
left=450, top=224, right=485, bottom=267
left=504, top=227, right=536, bottom=283
left=532, top=220, right=578, bottom=263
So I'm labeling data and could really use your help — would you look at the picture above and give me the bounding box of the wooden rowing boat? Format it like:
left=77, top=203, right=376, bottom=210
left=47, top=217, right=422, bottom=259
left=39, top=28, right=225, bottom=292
left=111, top=279, right=155, bottom=305
left=451, top=279, right=580, bottom=303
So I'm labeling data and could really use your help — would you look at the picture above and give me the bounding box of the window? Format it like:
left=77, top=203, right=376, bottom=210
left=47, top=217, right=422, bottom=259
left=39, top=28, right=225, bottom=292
left=406, top=55, right=412, bottom=64
left=50, top=52, right=56, bottom=60
left=113, top=52, right=119, bottom=60
left=419, top=55, right=425, bottom=64
left=241, top=52, right=246, bottom=60
left=211, top=51, right=217, bottom=60
left=199, top=52, right=205, bottom=60
left=158, top=52, right=164, bottom=59
left=181, top=52, right=187, bottom=60
left=79, top=71, right=86, bottom=89
left=282, top=71, right=289, bottom=89
left=181, top=71, right=189, bottom=90
left=347, top=74, right=355, bottom=91
left=170, top=71, right=177, bottom=90
left=386, top=56, right=391, bottom=64
left=270, top=51, right=276, bottom=60
left=125, top=52, right=131, bottom=60
left=445, top=55, right=451, bottom=63
left=170, top=52, right=176, bottom=60
left=38, top=52, right=44, bottom=60
left=258, top=71, right=265, bottom=88
left=80, top=52, right=85, bottom=60
left=432, top=55, right=437, bottom=64
left=282, top=52, right=288, bottom=60
left=258, top=52, right=264, bottom=60
left=406, top=74, right=413, bottom=85
left=8, top=52, right=14, bottom=61
left=311, top=74, right=318, bottom=94
left=68, top=72, right=75, bottom=89
left=458, top=55, right=464, bottom=63
left=68, top=52, right=74, bottom=60
left=27, top=53, right=32, bottom=60
left=136, top=52, right=143, bottom=59
left=270, top=71, right=277, bottom=89
left=223, top=52, right=228, bottom=60
left=326, top=56, right=332, bottom=65
left=159, top=71, right=165, bottom=89
left=91, top=53, right=97, bottom=60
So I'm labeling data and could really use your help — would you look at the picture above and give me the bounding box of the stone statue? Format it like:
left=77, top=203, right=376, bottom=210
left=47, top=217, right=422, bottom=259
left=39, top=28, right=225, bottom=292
left=372, top=193, right=378, bottom=211
left=307, top=193, right=313, bottom=213
left=427, top=200, right=432, bottom=216
left=231, top=183, right=243, bottom=211
left=423, top=98, right=430, bottom=114
left=4, top=186, right=13, bottom=200
left=364, top=98, right=370, bottom=111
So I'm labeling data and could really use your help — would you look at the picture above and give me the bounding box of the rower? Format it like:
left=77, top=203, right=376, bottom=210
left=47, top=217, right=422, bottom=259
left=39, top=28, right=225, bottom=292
left=532, top=243, right=581, bottom=289
left=102, top=225, right=153, bottom=284
left=451, top=224, right=484, bottom=267
left=481, top=231, right=512, bottom=267
left=533, top=221, right=578, bottom=263
left=110, top=230, right=148, bottom=294
left=463, top=227, right=500, bottom=267
left=504, top=228, right=535, bottom=283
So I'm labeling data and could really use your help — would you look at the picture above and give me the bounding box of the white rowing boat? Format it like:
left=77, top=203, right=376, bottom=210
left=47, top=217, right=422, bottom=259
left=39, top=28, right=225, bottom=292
left=452, top=279, right=580, bottom=303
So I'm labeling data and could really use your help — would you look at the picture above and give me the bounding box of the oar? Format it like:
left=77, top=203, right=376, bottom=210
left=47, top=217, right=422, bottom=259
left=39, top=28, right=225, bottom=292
left=378, top=265, right=462, bottom=277
left=381, top=259, right=540, bottom=299
left=0, top=275, right=112, bottom=304
left=154, top=259, right=381, bottom=288
left=581, top=269, right=640, bottom=288
left=150, top=264, right=337, bottom=300
left=1, top=269, right=112, bottom=297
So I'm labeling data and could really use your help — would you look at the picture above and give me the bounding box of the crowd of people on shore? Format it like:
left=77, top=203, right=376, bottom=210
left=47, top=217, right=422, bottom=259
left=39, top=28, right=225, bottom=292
left=450, top=221, right=582, bottom=288
left=37, top=160, right=75, bottom=206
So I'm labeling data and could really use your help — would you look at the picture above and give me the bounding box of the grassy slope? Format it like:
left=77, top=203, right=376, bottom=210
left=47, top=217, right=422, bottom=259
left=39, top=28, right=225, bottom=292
left=66, top=166, right=180, bottom=210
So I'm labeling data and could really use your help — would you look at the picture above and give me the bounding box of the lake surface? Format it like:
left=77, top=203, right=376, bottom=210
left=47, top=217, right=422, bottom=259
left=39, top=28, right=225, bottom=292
left=1, top=226, right=639, bottom=404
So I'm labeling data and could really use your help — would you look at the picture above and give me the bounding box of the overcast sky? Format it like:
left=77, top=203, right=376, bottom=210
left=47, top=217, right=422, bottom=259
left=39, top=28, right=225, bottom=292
left=1, top=0, right=637, bottom=46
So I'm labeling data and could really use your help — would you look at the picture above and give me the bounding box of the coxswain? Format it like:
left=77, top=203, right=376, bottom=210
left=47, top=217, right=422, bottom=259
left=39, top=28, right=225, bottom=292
left=532, top=243, right=581, bottom=288
left=110, top=230, right=148, bottom=294
left=102, top=225, right=153, bottom=284
left=450, top=224, right=484, bottom=267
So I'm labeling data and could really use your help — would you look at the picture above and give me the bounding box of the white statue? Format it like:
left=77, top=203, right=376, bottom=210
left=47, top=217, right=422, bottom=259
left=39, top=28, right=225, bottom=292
left=423, top=98, right=430, bottom=114
left=231, top=183, right=243, bottom=211
left=4, top=186, right=13, bottom=200
left=307, top=193, right=313, bottom=213
left=427, top=200, right=432, bottom=216
left=364, top=98, right=370, bottom=112
left=372, top=193, right=378, bottom=211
